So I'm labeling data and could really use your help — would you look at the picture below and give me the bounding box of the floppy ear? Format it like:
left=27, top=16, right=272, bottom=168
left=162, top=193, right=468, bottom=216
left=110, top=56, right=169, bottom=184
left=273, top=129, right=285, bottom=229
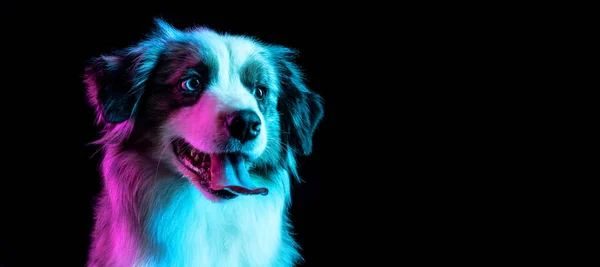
left=83, top=52, right=145, bottom=124
left=84, top=19, right=180, bottom=124
left=273, top=47, right=324, bottom=156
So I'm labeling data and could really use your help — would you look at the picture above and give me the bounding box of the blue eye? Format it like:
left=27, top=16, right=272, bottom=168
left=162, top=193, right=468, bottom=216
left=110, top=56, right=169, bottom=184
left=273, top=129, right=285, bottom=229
left=181, top=77, right=202, bottom=91
left=255, top=86, right=267, bottom=100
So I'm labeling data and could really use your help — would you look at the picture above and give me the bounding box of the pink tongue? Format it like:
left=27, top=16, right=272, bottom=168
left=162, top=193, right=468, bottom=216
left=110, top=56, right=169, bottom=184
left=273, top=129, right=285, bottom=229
left=209, top=153, right=268, bottom=196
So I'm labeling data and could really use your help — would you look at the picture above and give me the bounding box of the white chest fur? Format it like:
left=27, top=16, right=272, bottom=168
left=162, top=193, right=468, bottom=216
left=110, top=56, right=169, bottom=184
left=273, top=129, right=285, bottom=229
left=136, top=178, right=288, bottom=267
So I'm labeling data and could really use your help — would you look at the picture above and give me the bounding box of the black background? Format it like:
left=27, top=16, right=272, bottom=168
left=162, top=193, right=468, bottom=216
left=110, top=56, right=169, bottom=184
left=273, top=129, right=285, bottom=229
left=0, top=2, right=494, bottom=267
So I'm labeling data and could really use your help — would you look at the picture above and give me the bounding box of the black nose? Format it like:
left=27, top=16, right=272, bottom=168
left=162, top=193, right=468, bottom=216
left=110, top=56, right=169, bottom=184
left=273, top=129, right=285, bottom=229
left=225, top=110, right=261, bottom=143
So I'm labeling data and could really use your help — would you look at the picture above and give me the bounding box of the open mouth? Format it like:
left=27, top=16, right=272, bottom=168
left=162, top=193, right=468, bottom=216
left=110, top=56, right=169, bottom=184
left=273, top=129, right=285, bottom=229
left=172, top=138, right=268, bottom=199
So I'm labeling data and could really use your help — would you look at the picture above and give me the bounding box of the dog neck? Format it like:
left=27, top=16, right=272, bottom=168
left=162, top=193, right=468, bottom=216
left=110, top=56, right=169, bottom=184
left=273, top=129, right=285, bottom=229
left=88, top=146, right=301, bottom=267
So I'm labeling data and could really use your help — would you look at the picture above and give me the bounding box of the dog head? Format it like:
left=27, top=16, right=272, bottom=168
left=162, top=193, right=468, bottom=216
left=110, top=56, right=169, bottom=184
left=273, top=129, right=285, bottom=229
left=84, top=19, right=323, bottom=201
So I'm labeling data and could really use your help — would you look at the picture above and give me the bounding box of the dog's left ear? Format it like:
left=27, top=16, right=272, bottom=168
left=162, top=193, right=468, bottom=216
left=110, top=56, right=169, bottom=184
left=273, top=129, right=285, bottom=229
left=272, top=47, right=324, bottom=156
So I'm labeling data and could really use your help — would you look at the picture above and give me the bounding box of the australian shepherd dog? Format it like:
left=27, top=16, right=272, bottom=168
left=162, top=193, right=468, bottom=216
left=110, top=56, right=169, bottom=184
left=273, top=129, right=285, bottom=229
left=83, top=19, right=323, bottom=267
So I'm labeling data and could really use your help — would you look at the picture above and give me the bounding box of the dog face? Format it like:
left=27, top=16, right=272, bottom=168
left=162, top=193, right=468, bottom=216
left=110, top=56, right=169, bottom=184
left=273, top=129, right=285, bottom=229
left=84, top=20, right=323, bottom=201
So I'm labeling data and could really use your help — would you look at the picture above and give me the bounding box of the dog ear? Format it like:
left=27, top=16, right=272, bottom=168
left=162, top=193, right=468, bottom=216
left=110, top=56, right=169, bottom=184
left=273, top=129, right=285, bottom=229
left=273, top=47, right=324, bottom=156
left=83, top=52, right=145, bottom=124
left=83, top=19, right=175, bottom=124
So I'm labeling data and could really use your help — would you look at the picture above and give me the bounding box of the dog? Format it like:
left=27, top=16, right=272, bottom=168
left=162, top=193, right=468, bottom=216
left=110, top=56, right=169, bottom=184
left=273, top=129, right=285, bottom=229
left=83, top=19, right=323, bottom=267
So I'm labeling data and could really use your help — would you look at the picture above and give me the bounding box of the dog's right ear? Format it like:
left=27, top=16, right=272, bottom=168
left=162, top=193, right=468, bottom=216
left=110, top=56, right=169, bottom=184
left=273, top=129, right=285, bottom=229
left=84, top=51, right=149, bottom=124
left=84, top=19, right=185, bottom=124
left=84, top=19, right=179, bottom=124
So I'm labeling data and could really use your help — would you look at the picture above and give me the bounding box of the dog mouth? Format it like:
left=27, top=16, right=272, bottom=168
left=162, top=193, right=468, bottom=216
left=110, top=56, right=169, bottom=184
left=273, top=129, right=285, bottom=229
left=172, top=138, right=268, bottom=199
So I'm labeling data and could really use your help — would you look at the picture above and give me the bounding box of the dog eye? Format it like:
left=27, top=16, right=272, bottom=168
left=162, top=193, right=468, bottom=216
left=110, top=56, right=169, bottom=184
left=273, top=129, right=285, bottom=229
left=181, top=77, right=202, bottom=91
left=255, top=86, right=267, bottom=100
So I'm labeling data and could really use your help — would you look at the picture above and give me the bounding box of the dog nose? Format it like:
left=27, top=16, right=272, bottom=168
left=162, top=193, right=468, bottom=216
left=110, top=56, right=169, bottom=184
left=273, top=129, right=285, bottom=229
left=225, top=110, right=261, bottom=143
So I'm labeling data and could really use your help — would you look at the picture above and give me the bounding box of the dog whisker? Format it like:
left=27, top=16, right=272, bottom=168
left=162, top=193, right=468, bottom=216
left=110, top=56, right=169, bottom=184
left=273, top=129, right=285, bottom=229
left=154, top=138, right=175, bottom=181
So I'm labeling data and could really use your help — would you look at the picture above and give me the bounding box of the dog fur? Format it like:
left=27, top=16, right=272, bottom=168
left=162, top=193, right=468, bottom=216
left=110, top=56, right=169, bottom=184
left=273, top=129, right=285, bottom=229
left=83, top=19, right=323, bottom=267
